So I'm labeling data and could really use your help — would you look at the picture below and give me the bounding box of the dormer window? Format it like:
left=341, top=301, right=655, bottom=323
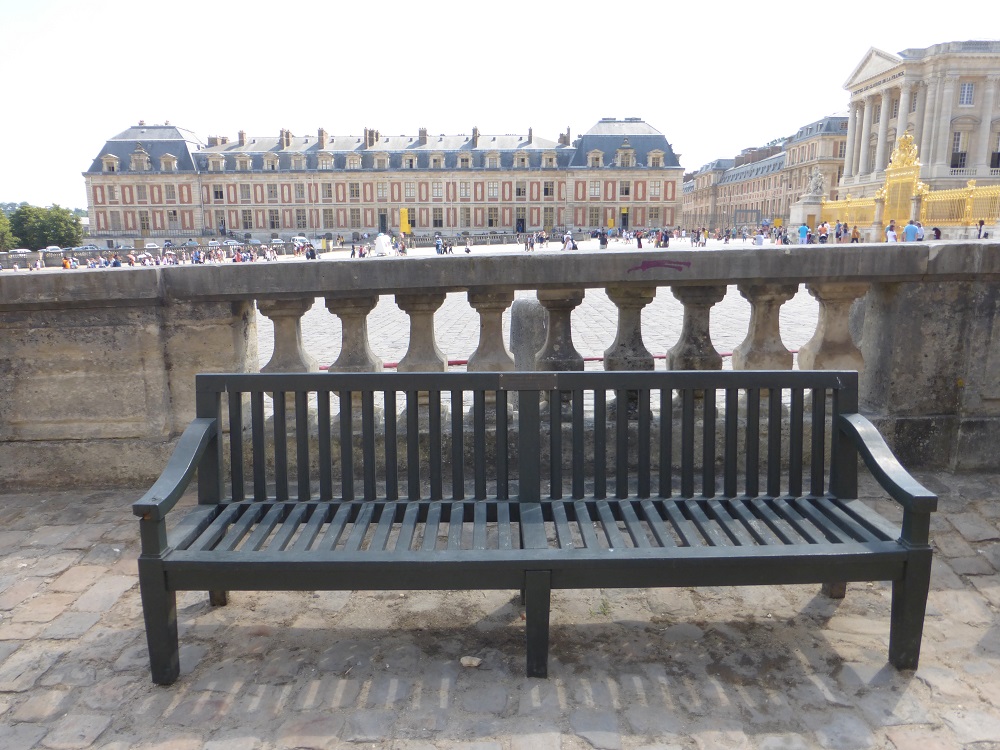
left=487, top=153, right=500, bottom=169
left=459, top=156, right=471, bottom=168
left=208, top=157, right=224, bottom=172
left=430, top=154, right=444, bottom=169
left=130, top=148, right=152, bottom=172
left=236, top=157, right=251, bottom=171
left=292, top=155, right=306, bottom=170
left=160, top=154, right=178, bottom=172
left=515, top=155, right=529, bottom=168
left=375, top=156, right=388, bottom=169
left=318, top=154, right=333, bottom=170
left=588, top=150, right=603, bottom=168
left=263, top=155, right=279, bottom=171
left=403, top=156, right=416, bottom=169
left=346, top=156, right=361, bottom=170
left=543, top=153, right=556, bottom=168
left=647, top=150, right=665, bottom=168
left=102, top=155, right=120, bottom=173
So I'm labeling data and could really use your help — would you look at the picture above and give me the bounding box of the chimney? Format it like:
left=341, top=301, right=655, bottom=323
left=528, top=127, right=533, bottom=144
left=472, top=126, right=479, bottom=148
left=418, top=127, right=428, bottom=146
left=284, top=130, right=292, bottom=148
left=238, top=130, right=246, bottom=147
left=219, top=136, right=229, bottom=145
left=207, top=136, right=220, bottom=147
left=318, top=128, right=327, bottom=149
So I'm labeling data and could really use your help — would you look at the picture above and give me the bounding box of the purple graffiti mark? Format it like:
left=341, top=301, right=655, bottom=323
left=626, top=259, right=692, bottom=273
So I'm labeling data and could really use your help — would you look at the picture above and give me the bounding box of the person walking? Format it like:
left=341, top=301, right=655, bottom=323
left=851, top=225, right=861, bottom=243
left=903, top=220, right=919, bottom=242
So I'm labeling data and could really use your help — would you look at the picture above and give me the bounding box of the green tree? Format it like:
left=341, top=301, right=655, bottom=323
left=0, top=212, right=19, bottom=251
left=1, top=201, right=29, bottom=217
left=9, top=204, right=83, bottom=249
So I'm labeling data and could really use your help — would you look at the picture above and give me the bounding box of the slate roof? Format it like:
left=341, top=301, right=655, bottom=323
left=785, top=115, right=849, bottom=144
left=568, top=118, right=681, bottom=168
left=718, top=152, right=786, bottom=185
left=85, top=124, right=203, bottom=174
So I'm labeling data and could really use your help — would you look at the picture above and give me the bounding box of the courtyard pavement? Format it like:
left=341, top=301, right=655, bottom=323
left=1, top=472, right=999, bottom=749
left=3, top=239, right=999, bottom=749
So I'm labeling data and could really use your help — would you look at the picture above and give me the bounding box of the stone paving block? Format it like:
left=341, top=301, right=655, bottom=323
left=41, top=611, right=101, bottom=640
left=569, top=708, right=622, bottom=750
left=342, top=708, right=396, bottom=742
left=12, top=687, right=74, bottom=722
left=48, top=566, right=108, bottom=593
left=71, top=575, right=135, bottom=613
left=40, top=712, right=111, bottom=749
left=941, top=708, right=1000, bottom=744
left=947, top=512, right=1000, bottom=543
left=204, top=737, right=263, bottom=750
left=0, top=642, right=60, bottom=692
left=274, top=712, right=346, bottom=750
left=0, top=578, right=45, bottom=611
left=11, top=592, right=76, bottom=624
left=1, top=724, right=48, bottom=750
left=884, top=724, right=959, bottom=749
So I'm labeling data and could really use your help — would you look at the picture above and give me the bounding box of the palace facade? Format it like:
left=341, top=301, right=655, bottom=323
left=841, top=40, right=1000, bottom=196
left=83, top=118, right=683, bottom=243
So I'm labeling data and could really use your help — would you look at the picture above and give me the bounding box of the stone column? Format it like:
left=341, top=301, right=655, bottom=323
left=935, top=75, right=959, bottom=172
left=731, top=284, right=797, bottom=371
left=912, top=81, right=927, bottom=157
left=919, top=76, right=940, bottom=169
left=897, top=82, right=913, bottom=140
left=797, top=283, right=869, bottom=372
left=843, top=103, right=858, bottom=180
left=974, top=76, right=999, bottom=175
left=604, top=286, right=656, bottom=371
left=325, top=296, right=382, bottom=373
left=873, top=90, right=893, bottom=172
left=858, top=96, right=875, bottom=175
left=467, top=291, right=515, bottom=371
left=395, top=294, right=448, bottom=373
left=667, top=286, right=726, bottom=371
left=257, top=298, right=318, bottom=374
left=535, top=289, right=585, bottom=372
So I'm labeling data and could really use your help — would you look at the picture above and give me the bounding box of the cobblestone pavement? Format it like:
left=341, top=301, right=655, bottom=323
left=256, top=238, right=821, bottom=370
left=1, top=469, right=999, bottom=749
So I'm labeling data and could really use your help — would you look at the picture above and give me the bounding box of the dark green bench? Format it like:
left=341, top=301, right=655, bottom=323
left=134, top=370, right=935, bottom=685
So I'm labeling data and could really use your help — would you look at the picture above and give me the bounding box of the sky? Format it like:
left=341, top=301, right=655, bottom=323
left=0, top=0, right=994, bottom=210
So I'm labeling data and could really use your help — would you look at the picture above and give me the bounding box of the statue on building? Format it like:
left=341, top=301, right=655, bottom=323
left=806, top=168, right=824, bottom=197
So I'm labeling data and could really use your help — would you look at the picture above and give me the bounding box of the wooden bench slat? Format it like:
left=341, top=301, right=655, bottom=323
left=725, top=499, right=783, bottom=546
left=497, top=501, right=513, bottom=550
left=519, top=503, right=549, bottom=550
left=369, top=502, right=397, bottom=552
left=472, top=501, right=488, bottom=550
left=217, top=503, right=267, bottom=552
left=748, top=498, right=810, bottom=545
left=771, top=498, right=823, bottom=545
left=319, top=502, right=352, bottom=550
left=421, top=502, right=443, bottom=551
left=662, top=501, right=707, bottom=547
left=289, top=503, right=327, bottom=552
left=551, top=501, right=575, bottom=550
left=619, top=501, right=652, bottom=548
left=685, top=500, right=734, bottom=547
left=810, top=498, right=885, bottom=543
left=395, top=501, right=421, bottom=552
left=343, top=503, right=376, bottom=552
left=787, top=498, right=855, bottom=544
left=596, top=501, right=627, bottom=550
left=705, top=499, right=756, bottom=547
left=190, top=503, right=244, bottom=552
left=572, top=501, right=602, bottom=550
left=448, top=502, right=465, bottom=550
left=638, top=500, right=677, bottom=548
left=267, top=503, right=309, bottom=551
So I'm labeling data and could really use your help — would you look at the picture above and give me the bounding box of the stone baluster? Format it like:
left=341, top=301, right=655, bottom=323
left=257, top=298, right=319, bottom=374
left=325, top=295, right=383, bottom=425
left=535, top=289, right=585, bottom=372
left=395, top=294, right=448, bottom=373
left=667, top=286, right=727, bottom=371
left=467, top=292, right=515, bottom=372
left=324, top=296, right=383, bottom=373
left=605, top=285, right=656, bottom=419
left=797, top=283, right=870, bottom=371
left=604, top=286, right=656, bottom=371
left=731, top=284, right=798, bottom=371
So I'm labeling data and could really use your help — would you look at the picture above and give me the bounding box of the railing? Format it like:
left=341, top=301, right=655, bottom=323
left=2, top=242, right=1000, bottom=489
left=922, top=182, right=1000, bottom=226
left=820, top=195, right=876, bottom=227
left=949, top=168, right=977, bottom=177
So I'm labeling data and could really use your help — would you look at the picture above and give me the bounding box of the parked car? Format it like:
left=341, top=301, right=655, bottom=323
left=163, top=240, right=174, bottom=248
left=222, top=239, right=241, bottom=247
left=43, top=245, right=62, bottom=253
left=182, top=240, right=200, bottom=247
left=144, top=242, right=159, bottom=250
left=207, top=240, right=221, bottom=248
left=270, top=239, right=285, bottom=246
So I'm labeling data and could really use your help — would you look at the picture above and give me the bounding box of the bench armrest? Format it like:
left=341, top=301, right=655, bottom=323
left=132, top=418, right=217, bottom=521
left=838, top=413, right=938, bottom=514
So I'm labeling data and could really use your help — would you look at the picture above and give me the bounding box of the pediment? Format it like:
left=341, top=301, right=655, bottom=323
left=844, top=48, right=902, bottom=90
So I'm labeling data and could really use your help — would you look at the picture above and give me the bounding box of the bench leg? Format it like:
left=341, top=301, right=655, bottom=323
left=822, top=582, right=847, bottom=599
left=524, top=570, right=551, bottom=678
left=889, top=550, right=933, bottom=670
left=138, top=559, right=180, bottom=685
left=209, top=590, right=228, bottom=606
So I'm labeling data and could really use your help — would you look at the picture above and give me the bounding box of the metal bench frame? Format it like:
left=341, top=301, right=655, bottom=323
left=135, top=370, right=936, bottom=685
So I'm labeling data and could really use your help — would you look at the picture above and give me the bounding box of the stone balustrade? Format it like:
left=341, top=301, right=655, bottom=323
left=2, top=242, right=1000, bottom=489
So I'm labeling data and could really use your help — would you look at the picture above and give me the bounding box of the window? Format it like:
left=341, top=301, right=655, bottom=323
left=407, top=208, right=417, bottom=228
left=993, top=132, right=1000, bottom=169
left=347, top=157, right=361, bottom=170
left=295, top=184, right=306, bottom=200
left=349, top=182, right=360, bottom=199
left=459, top=181, right=470, bottom=198
left=543, top=156, right=555, bottom=168
left=910, top=96, right=918, bottom=113
left=487, top=207, right=499, bottom=227
left=376, top=157, right=388, bottom=169
left=515, top=181, right=526, bottom=198
left=403, top=157, right=416, bottom=169
left=265, top=157, right=278, bottom=171
left=515, top=155, right=528, bottom=168
left=161, top=156, right=177, bottom=172
left=648, top=207, right=660, bottom=225
left=873, top=107, right=880, bottom=125
left=167, top=210, right=178, bottom=230
left=487, top=181, right=499, bottom=199
left=460, top=207, right=471, bottom=228
left=543, top=207, right=554, bottom=229
left=323, top=208, right=334, bottom=228
left=590, top=154, right=602, bottom=167
left=960, top=82, right=975, bottom=106
left=165, top=185, right=176, bottom=201
left=838, top=141, right=847, bottom=158
left=322, top=183, right=333, bottom=199
left=589, top=180, right=600, bottom=198
left=487, top=156, right=499, bottom=169
left=242, top=209, right=253, bottom=230
left=110, top=211, right=121, bottom=230
left=213, top=185, right=224, bottom=201
left=208, top=158, right=223, bottom=172
left=296, top=209, right=307, bottom=229
left=376, top=182, right=387, bottom=199
left=649, top=155, right=662, bottom=167
left=951, top=131, right=968, bottom=168
left=240, top=184, right=251, bottom=201
left=237, top=158, right=251, bottom=171
left=589, top=207, right=601, bottom=226
left=617, top=152, right=634, bottom=168
left=891, top=98, right=899, bottom=119
left=292, top=156, right=305, bottom=170
left=649, top=181, right=661, bottom=198
left=431, top=156, right=443, bottom=169
left=318, top=156, right=333, bottom=170
left=433, top=207, right=443, bottom=228
left=405, top=182, right=416, bottom=199
left=543, top=181, right=554, bottom=197
left=139, top=210, right=150, bottom=232
left=269, top=209, right=280, bottom=229
left=432, top=182, right=443, bottom=198
left=267, top=184, right=278, bottom=200
left=459, top=156, right=471, bottom=169
left=349, top=208, right=361, bottom=228
left=132, top=153, right=152, bottom=171
left=107, top=185, right=117, bottom=201
left=619, top=181, right=630, bottom=198
left=136, top=185, right=147, bottom=201
left=103, top=156, right=119, bottom=173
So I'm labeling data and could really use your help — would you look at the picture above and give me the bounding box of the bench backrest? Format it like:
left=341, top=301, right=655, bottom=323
left=194, top=370, right=859, bottom=505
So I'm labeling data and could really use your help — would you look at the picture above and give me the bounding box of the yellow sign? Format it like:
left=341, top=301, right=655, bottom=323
left=607, top=217, right=615, bottom=228
left=621, top=207, right=629, bottom=215
left=399, top=208, right=410, bottom=234
left=774, top=218, right=783, bottom=228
